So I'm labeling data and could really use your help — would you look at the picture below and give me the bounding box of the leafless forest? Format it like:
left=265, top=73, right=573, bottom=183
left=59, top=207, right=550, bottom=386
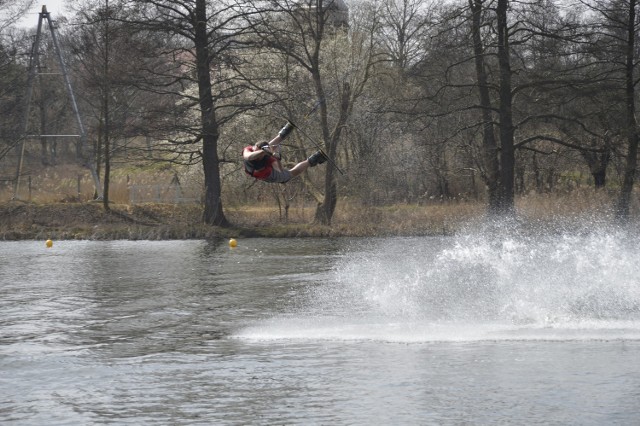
left=1, top=0, right=640, bottom=227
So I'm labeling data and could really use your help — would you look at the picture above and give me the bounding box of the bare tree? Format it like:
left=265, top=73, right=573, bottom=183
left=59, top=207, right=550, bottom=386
left=0, top=34, right=29, bottom=161
left=69, top=0, right=167, bottom=207
left=245, top=0, right=382, bottom=225
left=468, top=0, right=500, bottom=211
left=0, top=0, right=35, bottom=31
left=611, top=0, right=639, bottom=219
left=0, top=1, right=35, bottom=162
left=122, top=0, right=264, bottom=226
left=378, top=0, right=433, bottom=71
left=420, top=0, right=613, bottom=212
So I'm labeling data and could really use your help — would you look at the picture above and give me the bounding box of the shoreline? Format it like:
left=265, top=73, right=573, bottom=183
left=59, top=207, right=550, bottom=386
left=0, top=201, right=463, bottom=241
left=0, top=197, right=633, bottom=241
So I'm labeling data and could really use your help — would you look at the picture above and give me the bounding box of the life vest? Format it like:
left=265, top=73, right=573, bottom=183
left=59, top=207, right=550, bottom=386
left=243, top=146, right=274, bottom=179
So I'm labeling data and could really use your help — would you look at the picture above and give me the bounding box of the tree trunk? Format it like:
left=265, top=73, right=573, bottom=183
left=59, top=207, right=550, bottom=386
left=581, top=150, right=610, bottom=189
left=103, top=6, right=111, bottom=212
left=532, top=153, right=544, bottom=193
left=496, top=0, right=515, bottom=215
left=617, top=0, right=638, bottom=220
left=315, top=164, right=337, bottom=224
left=469, top=0, right=500, bottom=214
left=194, top=0, right=228, bottom=227
left=103, top=109, right=111, bottom=211
left=314, top=82, right=350, bottom=225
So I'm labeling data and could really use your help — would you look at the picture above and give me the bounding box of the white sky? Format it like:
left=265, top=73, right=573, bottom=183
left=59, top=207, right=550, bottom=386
left=16, top=0, right=69, bottom=28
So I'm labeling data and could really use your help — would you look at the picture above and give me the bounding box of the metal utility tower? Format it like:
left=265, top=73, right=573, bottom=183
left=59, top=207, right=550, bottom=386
left=13, top=5, right=102, bottom=200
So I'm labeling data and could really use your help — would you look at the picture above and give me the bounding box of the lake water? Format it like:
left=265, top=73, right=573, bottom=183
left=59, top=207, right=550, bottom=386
left=2, top=226, right=640, bottom=424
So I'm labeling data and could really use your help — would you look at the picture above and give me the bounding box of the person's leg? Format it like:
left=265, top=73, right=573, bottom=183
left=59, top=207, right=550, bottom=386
left=272, top=159, right=284, bottom=172
left=307, top=151, right=327, bottom=166
left=289, top=151, right=327, bottom=178
left=289, top=160, right=310, bottom=178
left=264, top=168, right=293, bottom=183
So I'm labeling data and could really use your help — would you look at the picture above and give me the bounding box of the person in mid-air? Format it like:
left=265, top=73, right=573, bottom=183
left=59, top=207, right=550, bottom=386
left=243, top=121, right=327, bottom=183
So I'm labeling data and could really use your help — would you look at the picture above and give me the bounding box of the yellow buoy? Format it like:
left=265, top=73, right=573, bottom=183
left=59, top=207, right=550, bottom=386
left=46, top=239, right=53, bottom=248
left=229, top=238, right=238, bottom=248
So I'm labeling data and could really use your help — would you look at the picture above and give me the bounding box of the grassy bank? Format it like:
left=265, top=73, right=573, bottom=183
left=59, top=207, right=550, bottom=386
left=0, top=188, right=632, bottom=240
left=0, top=200, right=481, bottom=240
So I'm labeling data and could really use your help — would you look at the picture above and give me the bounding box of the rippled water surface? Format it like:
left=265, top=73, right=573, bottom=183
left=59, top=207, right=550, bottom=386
left=2, top=231, right=640, bottom=424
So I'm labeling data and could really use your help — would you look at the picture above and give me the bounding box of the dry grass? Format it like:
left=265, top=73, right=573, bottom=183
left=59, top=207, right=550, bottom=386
left=0, top=191, right=635, bottom=240
left=0, top=164, right=194, bottom=204
left=517, top=188, right=624, bottom=220
left=1, top=164, right=638, bottom=240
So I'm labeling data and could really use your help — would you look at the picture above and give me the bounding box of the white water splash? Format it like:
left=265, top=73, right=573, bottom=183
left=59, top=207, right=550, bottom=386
left=238, top=224, right=640, bottom=342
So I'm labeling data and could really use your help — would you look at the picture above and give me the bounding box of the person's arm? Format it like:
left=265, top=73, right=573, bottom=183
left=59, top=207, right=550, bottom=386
left=243, top=146, right=270, bottom=161
left=268, top=135, right=283, bottom=149
left=268, top=121, right=295, bottom=150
